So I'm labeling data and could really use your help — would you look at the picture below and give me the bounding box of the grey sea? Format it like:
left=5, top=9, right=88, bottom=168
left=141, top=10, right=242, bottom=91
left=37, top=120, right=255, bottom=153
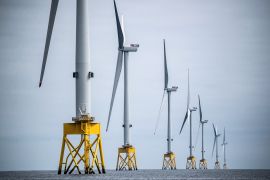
left=0, top=170, right=270, bottom=180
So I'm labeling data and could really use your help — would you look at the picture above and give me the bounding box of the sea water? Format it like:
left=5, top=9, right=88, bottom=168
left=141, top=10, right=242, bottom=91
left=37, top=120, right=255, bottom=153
left=0, top=170, right=269, bottom=180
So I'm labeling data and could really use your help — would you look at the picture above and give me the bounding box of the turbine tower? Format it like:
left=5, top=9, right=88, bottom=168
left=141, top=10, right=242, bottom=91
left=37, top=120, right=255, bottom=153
left=198, top=95, right=208, bottom=169
left=179, top=70, right=197, bottom=169
left=157, top=39, right=178, bottom=170
left=39, top=0, right=105, bottom=174
left=221, top=128, right=228, bottom=169
left=106, top=0, right=139, bottom=171
left=212, top=124, right=221, bottom=169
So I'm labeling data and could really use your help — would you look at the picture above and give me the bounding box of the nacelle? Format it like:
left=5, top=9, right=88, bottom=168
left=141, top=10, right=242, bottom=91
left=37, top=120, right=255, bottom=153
left=122, top=46, right=138, bottom=52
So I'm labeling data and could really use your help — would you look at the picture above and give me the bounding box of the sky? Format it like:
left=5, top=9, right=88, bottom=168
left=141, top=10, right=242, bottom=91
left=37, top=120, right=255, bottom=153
left=0, top=0, right=270, bottom=171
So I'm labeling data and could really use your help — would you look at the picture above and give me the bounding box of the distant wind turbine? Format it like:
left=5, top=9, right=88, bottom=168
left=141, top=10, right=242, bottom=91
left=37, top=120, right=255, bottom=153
left=221, top=128, right=228, bottom=169
left=106, top=0, right=139, bottom=171
left=212, top=123, right=221, bottom=169
left=198, top=95, right=208, bottom=169
left=155, top=39, right=178, bottom=170
left=179, top=70, right=197, bottom=169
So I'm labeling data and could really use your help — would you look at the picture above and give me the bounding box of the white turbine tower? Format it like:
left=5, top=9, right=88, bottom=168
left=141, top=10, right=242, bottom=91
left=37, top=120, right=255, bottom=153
left=212, top=123, right=221, bottom=169
left=106, top=0, right=139, bottom=171
left=155, top=39, right=178, bottom=170
left=198, top=95, right=208, bottom=169
left=221, top=128, right=228, bottom=169
left=179, top=70, right=197, bottom=169
left=39, top=0, right=105, bottom=174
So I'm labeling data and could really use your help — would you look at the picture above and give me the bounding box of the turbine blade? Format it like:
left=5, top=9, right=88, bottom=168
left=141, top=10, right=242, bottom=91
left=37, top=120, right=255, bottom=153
left=106, top=51, right=123, bottom=131
left=213, top=123, right=217, bottom=136
left=113, top=0, right=124, bottom=48
left=154, top=91, right=166, bottom=135
left=198, top=95, right=202, bottom=122
left=212, top=137, right=216, bottom=157
left=39, top=0, right=59, bottom=87
left=179, top=110, right=188, bottom=134
left=163, top=39, right=168, bottom=89
left=121, top=15, right=126, bottom=44
left=179, top=70, right=190, bottom=134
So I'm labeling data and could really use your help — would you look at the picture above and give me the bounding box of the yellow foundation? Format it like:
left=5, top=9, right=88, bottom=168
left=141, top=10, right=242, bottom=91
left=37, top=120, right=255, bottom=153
left=116, top=146, right=137, bottom=171
left=199, top=159, right=207, bottom=169
left=214, top=161, right=220, bottom=169
left=186, top=156, right=196, bottom=169
left=162, top=152, right=176, bottom=170
left=58, top=116, right=105, bottom=174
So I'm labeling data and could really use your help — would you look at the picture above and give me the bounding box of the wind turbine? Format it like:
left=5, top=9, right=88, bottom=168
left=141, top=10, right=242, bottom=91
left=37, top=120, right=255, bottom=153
left=221, top=128, right=228, bottom=169
left=106, top=0, right=139, bottom=171
left=212, top=123, right=221, bottom=169
left=39, top=0, right=105, bottom=174
left=198, top=95, right=208, bottom=169
left=155, top=39, right=178, bottom=170
left=179, top=70, right=197, bottom=169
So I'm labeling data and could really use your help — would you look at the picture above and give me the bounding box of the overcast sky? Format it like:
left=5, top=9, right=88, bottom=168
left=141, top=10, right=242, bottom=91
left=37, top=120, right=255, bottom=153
left=0, top=0, right=270, bottom=170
